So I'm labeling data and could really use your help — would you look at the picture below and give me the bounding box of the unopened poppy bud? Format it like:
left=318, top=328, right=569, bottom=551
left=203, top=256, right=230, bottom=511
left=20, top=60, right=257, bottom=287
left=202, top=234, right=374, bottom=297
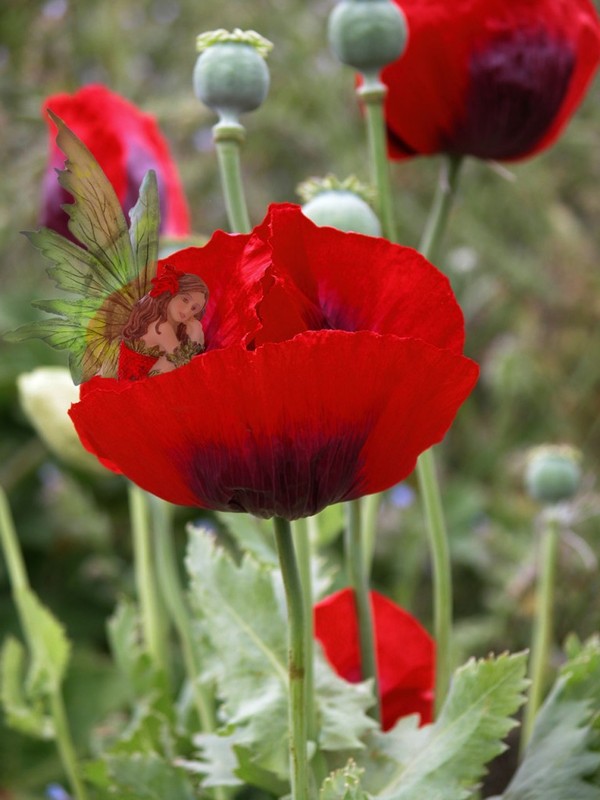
left=525, top=445, right=582, bottom=505
left=328, top=0, right=408, bottom=75
left=194, top=29, right=272, bottom=123
left=17, top=367, right=106, bottom=475
left=298, top=175, right=382, bottom=236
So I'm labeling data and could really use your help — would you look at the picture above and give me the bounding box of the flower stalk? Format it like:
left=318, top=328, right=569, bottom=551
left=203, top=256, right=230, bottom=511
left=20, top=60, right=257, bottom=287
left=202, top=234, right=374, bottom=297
left=292, top=517, right=317, bottom=743
left=521, top=513, right=561, bottom=752
left=149, top=496, right=216, bottom=732
left=415, top=155, right=464, bottom=712
left=0, top=487, right=88, bottom=800
left=359, top=87, right=464, bottom=711
left=273, top=516, right=311, bottom=800
left=129, top=484, right=168, bottom=676
left=213, top=122, right=252, bottom=234
left=357, top=79, right=398, bottom=242
left=345, top=499, right=381, bottom=722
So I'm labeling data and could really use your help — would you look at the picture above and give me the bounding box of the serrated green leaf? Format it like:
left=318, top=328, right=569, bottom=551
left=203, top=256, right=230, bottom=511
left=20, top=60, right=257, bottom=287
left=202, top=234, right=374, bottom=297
left=186, top=528, right=377, bottom=785
left=18, top=588, right=71, bottom=694
left=500, top=637, right=600, bottom=800
left=321, top=760, right=368, bottom=800
left=315, top=649, right=377, bottom=752
left=0, top=636, right=54, bottom=739
left=103, top=752, right=196, bottom=800
left=215, top=511, right=278, bottom=566
left=355, top=652, right=528, bottom=800
left=107, top=598, right=166, bottom=700
left=186, top=528, right=290, bottom=778
left=187, top=728, right=290, bottom=795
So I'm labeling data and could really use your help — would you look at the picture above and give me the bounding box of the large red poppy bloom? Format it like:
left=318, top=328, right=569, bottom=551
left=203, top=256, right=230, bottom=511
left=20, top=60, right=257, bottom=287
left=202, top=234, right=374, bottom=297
left=41, top=85, right=190, bottom=238
left=70, top=204, right=478, bottom=520
left=314, top=588, right=434, bottom=730
left=382, top=0, right=600, bottom=161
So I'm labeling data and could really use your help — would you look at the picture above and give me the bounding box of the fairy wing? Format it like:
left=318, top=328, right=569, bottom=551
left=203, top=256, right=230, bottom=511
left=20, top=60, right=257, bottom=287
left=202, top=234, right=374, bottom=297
left=8, top=112, right=160, bottom=383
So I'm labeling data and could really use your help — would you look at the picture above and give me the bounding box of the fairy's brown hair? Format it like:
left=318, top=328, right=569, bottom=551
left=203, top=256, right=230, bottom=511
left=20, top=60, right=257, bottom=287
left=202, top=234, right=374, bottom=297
left=123, top=272, right=209, bottom=341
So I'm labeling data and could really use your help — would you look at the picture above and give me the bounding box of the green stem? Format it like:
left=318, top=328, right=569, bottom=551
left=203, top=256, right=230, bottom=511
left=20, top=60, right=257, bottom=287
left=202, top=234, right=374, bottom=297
left=149, top=497, right=216, bottom=732
left=0, top=485, right=30, bottom=599
left=521, top=514, right=560, bottom=753
left=292, top=518, right=316, bottom=742
left=128, top=484, right=168, bottom=675
left=273, top=517, right=311, bottom=800
left=416, top=450, right=452, bottom=713
left=344, top=499, right=380, bottom=722
left=358, top=77, right=397, bottom=242
left=362, top=493, right=380, bottom=575
left=355, top=96, right=462, bottom=712
left=50, top=690, right=89, bottom=800
left=418, top=156, right=463, bottom=261
left=0, top=487, right=88, bottom=800
left=415, top=155, right=464, bottom=713
left=214, top=121, right=251, bottom=233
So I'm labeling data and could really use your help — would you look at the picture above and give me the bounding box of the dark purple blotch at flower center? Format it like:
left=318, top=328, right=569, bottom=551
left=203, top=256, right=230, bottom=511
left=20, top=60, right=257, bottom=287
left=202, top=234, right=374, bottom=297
left=181, top=426, right=368, bottom=519
left=449, top=29, right=575, bottom=159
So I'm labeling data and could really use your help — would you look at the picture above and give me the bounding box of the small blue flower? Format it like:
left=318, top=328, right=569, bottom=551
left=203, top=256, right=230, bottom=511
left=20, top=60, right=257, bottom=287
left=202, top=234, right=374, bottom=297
left=389, top=482, right=415, bottom=509
left=46, top=784, right=72, bottom=800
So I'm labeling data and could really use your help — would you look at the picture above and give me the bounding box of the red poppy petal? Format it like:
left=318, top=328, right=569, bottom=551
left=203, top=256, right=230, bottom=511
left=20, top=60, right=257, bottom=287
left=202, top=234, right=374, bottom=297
left=70, top=331, right=477, bottom=519
left=314, top=588, right=435, bottom=729
left=42, top=85, right=190, bottom=237
left=382, top=0, right=600, bottom=161
left=260, top=205, right=467, bottom=354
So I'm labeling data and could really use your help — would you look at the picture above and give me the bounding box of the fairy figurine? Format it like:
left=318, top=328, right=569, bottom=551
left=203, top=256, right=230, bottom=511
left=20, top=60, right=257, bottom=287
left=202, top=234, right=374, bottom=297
left=10, top=111, right=208, bottom=383
left=119, top=266, right=208, bottom=379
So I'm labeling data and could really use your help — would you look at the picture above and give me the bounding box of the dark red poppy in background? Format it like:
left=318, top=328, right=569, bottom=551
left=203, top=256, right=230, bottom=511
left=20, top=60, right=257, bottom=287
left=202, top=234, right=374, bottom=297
left=382, top=0, right=600, bottom=161
left=70, top=204, right=478, bottom=520
left=41, top=85, right=190, bottom=238
left=314, top=588, right=434, bottom=730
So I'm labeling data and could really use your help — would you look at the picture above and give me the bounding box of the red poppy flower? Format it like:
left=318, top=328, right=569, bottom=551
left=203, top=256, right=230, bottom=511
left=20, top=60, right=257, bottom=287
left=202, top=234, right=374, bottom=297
left=382, top=0, right=600, bottom=161
left=314, top=588, right=435, bottom=730
left=41, top=85, right=190, bottom=238
left=69, top=204, right=478, bottom=520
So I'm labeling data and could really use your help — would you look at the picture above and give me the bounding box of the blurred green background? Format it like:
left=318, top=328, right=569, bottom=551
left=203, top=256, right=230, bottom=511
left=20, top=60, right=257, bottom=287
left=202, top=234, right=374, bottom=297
left=1, top=0, right=600, bottom=796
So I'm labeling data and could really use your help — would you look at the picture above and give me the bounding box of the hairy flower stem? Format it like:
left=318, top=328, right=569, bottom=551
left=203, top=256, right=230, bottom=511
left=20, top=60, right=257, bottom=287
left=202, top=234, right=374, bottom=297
left=417, top=155, right=463, bottom=713
left=273, top=516, right=311, bottom=800
left=521, top=514, right=560, bottom=754
left=345, top=499, right=381, bottom=723
left=292, top=518, right=317, bottom=742
left=214, top=121, right=252, bottom=233
left=362, top=493, right=380, bottom=574
left=357, top=78, right=398, bottom=242
left=149, top=498, right=216, bottom=731
left=0, top=487, right=88, bottom=800
left=415, top=450, right=452, bottom=712
left=419, top=156, right=463, bottom=261
left=129, top=484, right=168, bottom=676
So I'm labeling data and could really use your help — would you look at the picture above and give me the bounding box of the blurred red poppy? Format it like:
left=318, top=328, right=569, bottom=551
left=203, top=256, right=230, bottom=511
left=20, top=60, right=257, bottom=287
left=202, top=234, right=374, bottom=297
left=314, top=588, right=434, bottom=730
left=41, top=85, right=190, bottom=238
left=382, top=0, right=600, bottom=161
left=70, top=204, right=478, bottom=520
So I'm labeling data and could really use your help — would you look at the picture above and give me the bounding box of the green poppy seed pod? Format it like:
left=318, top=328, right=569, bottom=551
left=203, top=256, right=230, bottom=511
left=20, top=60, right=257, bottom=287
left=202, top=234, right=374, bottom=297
left=302, top=191, right=382, bottom=236
left=194, top=29, right=272, bottom=123
left=525, top=445, right=583, bottom=505
left=328, top=0, right=408, bottom=74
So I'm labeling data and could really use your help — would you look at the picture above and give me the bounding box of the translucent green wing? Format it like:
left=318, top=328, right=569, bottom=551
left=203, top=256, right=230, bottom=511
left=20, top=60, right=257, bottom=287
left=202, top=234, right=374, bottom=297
left=49, top=110, right=139, bottom=297
left=7, top=114, right=160, bottom=384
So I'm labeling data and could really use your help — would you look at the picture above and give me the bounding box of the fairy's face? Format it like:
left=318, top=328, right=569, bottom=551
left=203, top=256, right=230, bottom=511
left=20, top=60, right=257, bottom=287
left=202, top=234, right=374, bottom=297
left=166, top=291, right=207, bottom=325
